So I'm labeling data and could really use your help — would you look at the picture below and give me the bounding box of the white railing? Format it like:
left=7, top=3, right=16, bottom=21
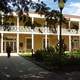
left=0, top=25, right=17, bottom=32
left=1, top=25, right=80, bottom=35
left=62, top=28, right=79, bottom=35
left=19, top=26, right=57, bottom=33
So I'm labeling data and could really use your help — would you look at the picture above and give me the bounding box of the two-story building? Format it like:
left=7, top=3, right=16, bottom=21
left=0, top=12, right=80, bottom=53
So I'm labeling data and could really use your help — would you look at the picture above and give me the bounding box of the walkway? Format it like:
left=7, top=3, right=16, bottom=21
left=0, top=53, right=63, bottom=80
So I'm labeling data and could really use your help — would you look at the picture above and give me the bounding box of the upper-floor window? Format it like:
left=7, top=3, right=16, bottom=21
left=62, top=21, right=69, bottom=29
left=34, top=18, right=45, bottom=27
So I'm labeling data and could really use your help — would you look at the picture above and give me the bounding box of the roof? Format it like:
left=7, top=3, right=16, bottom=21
left=64, top=14, right=80, bottom=19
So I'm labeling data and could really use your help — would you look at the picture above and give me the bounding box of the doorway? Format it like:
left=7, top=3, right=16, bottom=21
left=3, top=40, right=17, bottom=53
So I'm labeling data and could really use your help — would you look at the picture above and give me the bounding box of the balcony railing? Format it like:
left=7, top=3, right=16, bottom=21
left=0, top=25, right=79, bottom=35
left=19, top=26, right=57, bottom=33
left=0, top=25, right=17, bottom=32
left=62, top=28, right=79, bottom=34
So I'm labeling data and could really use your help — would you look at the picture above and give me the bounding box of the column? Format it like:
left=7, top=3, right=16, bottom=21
left=69, top=18, right=71, bottom=29
left=57, top=25, right=60, bottom=41
left=1, top=33, right=3, bottom=53
left=17, top=16, right=19, bottom=54
left=32, top=32, right=34, bottom=54
left=1, top=12, right=4, bottom=53
left=45, top=34, right=47, bottom=48
left=31, top=17, right=34, bottom=55
left=69, top=35, right=71, bottom=51
left=45, top=22, right=48, bottom=49
left=17, top=33, right=19, bottom=54
left=68, top=18, right=71, bottom=51
left=79, top=22, right=80, bottom=48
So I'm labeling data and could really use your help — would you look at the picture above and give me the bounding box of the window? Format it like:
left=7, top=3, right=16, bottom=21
left=26, top=38, right=32, bottom=49
left=70, top=21, right=79, bottom=30
left=71, top=36, right=79, bottom=50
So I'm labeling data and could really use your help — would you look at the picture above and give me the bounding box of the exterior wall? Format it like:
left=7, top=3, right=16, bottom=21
left=63, top=36, right=69, bottom=51
left=48, top=35, right=58, bottom=48
left=19, top=34, right=31, bottom=52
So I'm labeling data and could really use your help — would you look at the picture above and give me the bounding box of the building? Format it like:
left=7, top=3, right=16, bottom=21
left=0, top=12, right=80, bottom=53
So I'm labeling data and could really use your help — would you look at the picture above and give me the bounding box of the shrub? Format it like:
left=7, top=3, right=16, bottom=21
left=34, top=47, right=80, bottom=67
left=34, top=49, right=43, bottom=61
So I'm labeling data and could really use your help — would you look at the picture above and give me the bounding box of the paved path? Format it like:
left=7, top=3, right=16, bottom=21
left=1, top=53, right=80, bottom=80
left=0, top=53, right=64, bottom=80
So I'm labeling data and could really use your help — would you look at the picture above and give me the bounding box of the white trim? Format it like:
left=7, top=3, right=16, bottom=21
left=17, top=33, right=19, bottom=54
left=1, top=33, right=3, bottom=53
left=32, top=34, right=34, bottom=50
left=79, top=21, right=80, bottom=29
left=57, top=25, right=60, bottom=40
left=42, top=37, right=50, bottom=49
left=70, top=18, right=80, bottom=21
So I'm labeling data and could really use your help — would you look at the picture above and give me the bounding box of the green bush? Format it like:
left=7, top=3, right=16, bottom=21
left=34, top=47, right=80, bottom=67
left=34, top=49, right=43, bottom=61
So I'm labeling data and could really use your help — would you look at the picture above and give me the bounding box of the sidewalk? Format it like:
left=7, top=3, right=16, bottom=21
left=0, top=53, right=64, bottom=80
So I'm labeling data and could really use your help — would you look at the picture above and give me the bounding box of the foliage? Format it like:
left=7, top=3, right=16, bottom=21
left=55, top=39, right=67, bottom=54
left=54, top=0, right=67, bottom=3
left=34, top=46, right=80, bottom=68
left=0, top=0, right=68, bottom=31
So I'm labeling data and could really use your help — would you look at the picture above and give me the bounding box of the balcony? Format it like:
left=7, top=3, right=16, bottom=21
left=62, top=28, right=80, bottom=35
left=1, top=25, right=80, bottom=35
left=19, top=26, right=57, bottom=34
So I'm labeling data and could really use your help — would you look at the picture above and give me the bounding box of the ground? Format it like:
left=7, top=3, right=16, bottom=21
left=0, top=53, right=80, bottom=80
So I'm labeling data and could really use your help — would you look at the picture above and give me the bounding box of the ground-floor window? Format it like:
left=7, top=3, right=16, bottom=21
left=71, top=36, right=79, bottom=50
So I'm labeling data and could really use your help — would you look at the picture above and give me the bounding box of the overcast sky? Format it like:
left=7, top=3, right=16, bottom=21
left=32, top=0, right=80, bottom=16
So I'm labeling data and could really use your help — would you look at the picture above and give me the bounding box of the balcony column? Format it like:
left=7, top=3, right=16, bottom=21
left=17, top=16, right=19, bottom=54
left=69, top=18, right=71, bottom=29
left=1, top=12, right=4, bottom=53
left=1, top=33, right=3, bottom=53
left=69, top=35, right=71, bottom=51
left=31, top=17, right=34, bottom=56
left=79, top=21, right=80, bottom=48
left=57, top=25, right=60, bottom=40
left=68, top=19, right=71, bottom=51
left=79, top=21, right=80, bottom=29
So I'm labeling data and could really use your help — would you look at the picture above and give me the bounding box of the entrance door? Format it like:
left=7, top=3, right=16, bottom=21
left=3, top=41, right=17, bottom=53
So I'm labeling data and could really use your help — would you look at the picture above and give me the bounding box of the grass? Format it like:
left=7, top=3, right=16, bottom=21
left=19, top=52, right=32, bottom=59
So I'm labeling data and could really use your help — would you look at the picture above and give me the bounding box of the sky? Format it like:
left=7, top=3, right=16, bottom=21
left=32, top=0, right=80, bottom=16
